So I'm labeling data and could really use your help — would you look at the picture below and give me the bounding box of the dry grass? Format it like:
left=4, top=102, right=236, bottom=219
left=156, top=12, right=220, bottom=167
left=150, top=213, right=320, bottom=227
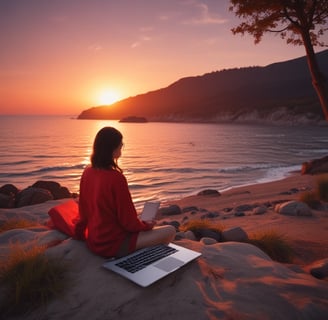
left=298, top=191, right=321, bottom=209
left=0, top=219, right=41, bottom=233
left=247, top=230, right=294, bottom=263
left=181, top=220, right=293, bottom=263
left=0, top=243, right=70, bottom=317
left=299, top=174, right=328, bottom=208
left=180, top=219, right=225, bottom=234
left=316, top=173, right=328, bottom=202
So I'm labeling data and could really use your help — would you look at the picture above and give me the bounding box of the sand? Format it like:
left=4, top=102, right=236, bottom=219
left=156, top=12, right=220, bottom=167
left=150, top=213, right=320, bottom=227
left=0, top=173, right=327, bottom=319
left=167, top=174, right=328, bottom=265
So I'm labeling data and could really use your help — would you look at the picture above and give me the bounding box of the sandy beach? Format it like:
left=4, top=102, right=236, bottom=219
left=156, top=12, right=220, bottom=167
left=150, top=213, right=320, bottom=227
left=168, top=173, right=328, bottom=265
left=0, top=173, right=328, bottom=319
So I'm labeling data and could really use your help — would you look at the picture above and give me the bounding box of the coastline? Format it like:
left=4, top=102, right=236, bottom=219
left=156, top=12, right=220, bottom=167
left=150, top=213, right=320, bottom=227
left=170, top=171, right=311, bottom=211
left=164, top=173, right=328, bottom=265
left=1, top=172, right=327, bottom=265
left=1, top=172, right=328, bottom=319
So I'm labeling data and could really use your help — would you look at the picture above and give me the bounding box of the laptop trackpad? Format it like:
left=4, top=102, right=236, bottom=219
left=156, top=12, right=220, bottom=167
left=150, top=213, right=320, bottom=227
left=154, top=257, right=184, bottom=272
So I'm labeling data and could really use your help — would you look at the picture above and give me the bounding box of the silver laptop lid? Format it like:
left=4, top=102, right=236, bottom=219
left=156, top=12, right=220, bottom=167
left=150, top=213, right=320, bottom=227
left=103, top=243, right=201, bottom=287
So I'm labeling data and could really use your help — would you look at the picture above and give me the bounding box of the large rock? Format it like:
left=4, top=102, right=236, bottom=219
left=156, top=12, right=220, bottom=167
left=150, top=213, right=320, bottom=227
left=0, top=184, right=19, bottom=196
left=0, top=193, right=15, bottom=209
left=197, top=189, right=220, bottom=196
left=275, top=200, right=312, bottom=216
left=222, top=226, right=248, bottom=242
left=0, top=184, right=19, bottom=208
left=159, top=205, right=182, bottom=216
left=32, top=180, right=71, bottom=199
left=192, top=228, right=221, bottom=241
left=13, top=239, right=328, bottom=320
left=15, top=187, right=54, bottom=207
left=301, top=155, right=328, bottom=174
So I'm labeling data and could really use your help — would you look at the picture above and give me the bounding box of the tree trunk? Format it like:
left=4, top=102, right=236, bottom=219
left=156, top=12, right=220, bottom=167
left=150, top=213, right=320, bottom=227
left=301, top=33, right=328, bottom=121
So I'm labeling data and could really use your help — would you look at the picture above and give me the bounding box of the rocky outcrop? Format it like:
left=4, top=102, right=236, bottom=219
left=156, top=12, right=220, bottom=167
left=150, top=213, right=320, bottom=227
left=0, top=180, right=74, bottom=208
left=302, top=155, right=328, bottom=174
left=15, top=187, right=54, bottom=208
left=32, top=181, right=71, bottom=200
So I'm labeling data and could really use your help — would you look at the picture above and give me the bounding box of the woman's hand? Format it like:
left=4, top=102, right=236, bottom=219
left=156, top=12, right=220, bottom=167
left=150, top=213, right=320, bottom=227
left=144, top=220, right=156, bottom=229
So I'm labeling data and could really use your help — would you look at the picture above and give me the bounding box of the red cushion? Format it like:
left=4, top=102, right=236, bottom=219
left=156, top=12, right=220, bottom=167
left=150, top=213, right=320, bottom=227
left=47, top=199, right=80, bottom=237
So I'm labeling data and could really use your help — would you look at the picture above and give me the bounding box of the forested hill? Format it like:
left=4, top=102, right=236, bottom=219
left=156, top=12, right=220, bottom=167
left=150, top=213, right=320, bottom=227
left=78, top=49, right=328, bottom=123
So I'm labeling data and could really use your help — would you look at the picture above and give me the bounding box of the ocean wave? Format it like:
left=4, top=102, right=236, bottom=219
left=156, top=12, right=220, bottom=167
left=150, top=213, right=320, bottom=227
left=255, top=134, right=286, bottom=138
left=0, top=160, right=32, bottom=166
left=256, top=165, right=301, bottom=183
left=34, top=164, right=85, bottom=173
left=0, top=164, right=86, bottom=179
left=218, top=163, right=293, bottom=174
left=126, top=167, right=217, bottom=175
left=151, top=167, right=215, bottom=173
left=32, top=154, right=81, bottom=159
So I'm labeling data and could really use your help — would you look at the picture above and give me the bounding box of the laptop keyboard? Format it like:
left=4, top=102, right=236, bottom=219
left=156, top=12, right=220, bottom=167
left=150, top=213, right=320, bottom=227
left=115, top=244, right=178, bottom=273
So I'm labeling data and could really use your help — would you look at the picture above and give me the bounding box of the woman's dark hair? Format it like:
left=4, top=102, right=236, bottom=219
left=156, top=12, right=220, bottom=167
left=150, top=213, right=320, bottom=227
left=91, top=127, right=123, bottom=171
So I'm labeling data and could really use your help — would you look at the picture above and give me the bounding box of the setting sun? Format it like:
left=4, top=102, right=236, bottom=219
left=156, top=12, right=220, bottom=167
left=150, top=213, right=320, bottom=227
left=98, top=90, right=122, bottom=105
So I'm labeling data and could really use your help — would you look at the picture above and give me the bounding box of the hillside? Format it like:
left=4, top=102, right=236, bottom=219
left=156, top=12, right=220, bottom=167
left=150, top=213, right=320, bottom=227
left=78, top=50, right=328, bottom=124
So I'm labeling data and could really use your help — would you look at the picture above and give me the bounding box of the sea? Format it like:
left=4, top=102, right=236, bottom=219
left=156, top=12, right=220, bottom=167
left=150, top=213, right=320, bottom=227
left=1, top=115, right=328, bottom=209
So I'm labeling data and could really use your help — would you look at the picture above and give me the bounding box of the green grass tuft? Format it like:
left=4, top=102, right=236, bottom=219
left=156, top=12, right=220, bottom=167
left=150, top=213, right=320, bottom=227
left=247, top=230, right=294, bottom=263
left=0, top=243, right=70, bottom=316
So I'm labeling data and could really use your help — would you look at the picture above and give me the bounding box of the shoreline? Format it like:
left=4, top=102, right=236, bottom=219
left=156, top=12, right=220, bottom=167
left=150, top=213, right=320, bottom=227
left=1, top=172, right=327, bottom=266
left=217, top=168, right=301, bottom=194
left=167, top=172, right=313, bottom=210
left=1, top=172, right=328, bottom=319
left=164, top=173, right=328, bottom=265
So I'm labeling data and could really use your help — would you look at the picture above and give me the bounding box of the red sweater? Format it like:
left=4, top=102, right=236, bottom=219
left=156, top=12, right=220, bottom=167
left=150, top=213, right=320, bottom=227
left=77, top=166, right=151, bottom=257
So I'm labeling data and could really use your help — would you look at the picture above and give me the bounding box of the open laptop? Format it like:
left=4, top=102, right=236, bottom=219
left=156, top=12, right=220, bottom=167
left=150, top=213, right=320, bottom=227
left=103, top=201, right=201, bottom=287
left=103, top=242, right=201, bottom=287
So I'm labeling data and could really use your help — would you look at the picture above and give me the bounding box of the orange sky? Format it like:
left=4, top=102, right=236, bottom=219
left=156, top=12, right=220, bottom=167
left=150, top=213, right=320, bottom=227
left=1, top=0, right=327, bottom=116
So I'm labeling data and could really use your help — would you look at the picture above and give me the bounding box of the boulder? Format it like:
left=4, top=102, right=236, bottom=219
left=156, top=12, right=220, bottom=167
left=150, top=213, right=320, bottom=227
left=253, top=205, right=267, bottom=215
left=192, top=228, right=221, bottom=242
left=0, top=184, right=19, bottom=196
left=32, top=180, right=71, bottom=199
left=0, top=184, right=18, bottom=208
left=234, top=204, right=253, bottom=212
left=200, top=211, right=220, bottom=219
left=275, top=201, right=312, bottom=216
left=197, top=189, right=220, bottom=196
left=222, top=226, right=248, bottom=242
left=158, top=205, right=182, bottom=216
left=184, top=230, right=197, bottom=241
left=161, top=220, right=180, bottom=231
left=15, top=187, right=54, bottom=207
left=0, top=193, right=15, bottom=208
left=200, top=237, right=217, bottom=245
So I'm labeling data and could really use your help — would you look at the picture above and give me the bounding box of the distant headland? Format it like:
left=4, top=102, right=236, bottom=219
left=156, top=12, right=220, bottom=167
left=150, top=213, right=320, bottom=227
left=119, top=116, right=148, bottom=123
left=77, top=50, right=328, bottom=125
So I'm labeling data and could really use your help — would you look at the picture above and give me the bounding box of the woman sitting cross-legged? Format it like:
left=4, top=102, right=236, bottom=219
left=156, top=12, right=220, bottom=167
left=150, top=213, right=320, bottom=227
left=76, top=126, right=176, bottom=257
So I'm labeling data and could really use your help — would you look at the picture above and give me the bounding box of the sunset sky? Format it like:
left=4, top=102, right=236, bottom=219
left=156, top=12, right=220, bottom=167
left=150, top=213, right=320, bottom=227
left=1, top=0, right=327, bottom=116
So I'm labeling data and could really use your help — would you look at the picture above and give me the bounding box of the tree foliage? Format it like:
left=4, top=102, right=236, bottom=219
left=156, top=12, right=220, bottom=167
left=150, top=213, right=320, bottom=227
left=229, top=0, right=328, bottom=46
left=229, top=0, right=328, bottom=121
